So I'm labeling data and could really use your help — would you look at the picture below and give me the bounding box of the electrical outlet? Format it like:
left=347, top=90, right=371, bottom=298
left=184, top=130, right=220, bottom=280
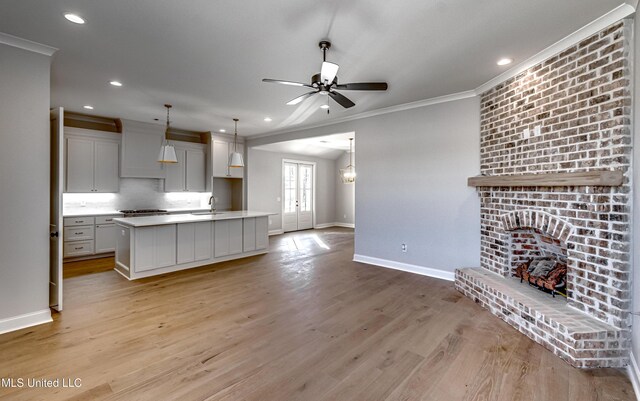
left=343, top=214, right=347, bottom=219
left=523, top=128, right=530, bottom=139
left=80, top=200, right=86, bottom=207
left=401, top=243, right=407, bottom=253
left=276, top=197, right=281, bottom=202
left=268, top=217, right=273, bottom=225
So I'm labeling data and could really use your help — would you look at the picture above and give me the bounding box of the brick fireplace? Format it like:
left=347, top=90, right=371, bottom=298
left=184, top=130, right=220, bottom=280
left=455, top=19, right=632, bottom=368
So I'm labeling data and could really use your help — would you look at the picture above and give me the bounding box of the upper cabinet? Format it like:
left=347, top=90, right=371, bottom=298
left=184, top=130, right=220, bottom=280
left=65, top=128, right=120, bottom=193
left=164, top=143, right=206, bottom=192
left=210, top=135, right=244, bottom=179
left=120, top=120, right=165, bottom=178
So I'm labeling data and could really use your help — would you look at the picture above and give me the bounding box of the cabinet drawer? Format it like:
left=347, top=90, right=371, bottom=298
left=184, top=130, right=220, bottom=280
left=64, top=241, right=94, bottom=257
left=64, top=216, right=95, bottom=226
left=96, top=215, right=121, bottom=224
left=64, top=225, right=94, bottom=241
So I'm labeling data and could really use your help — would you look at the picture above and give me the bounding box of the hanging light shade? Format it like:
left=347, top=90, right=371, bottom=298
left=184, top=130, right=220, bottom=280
left=158, top=104, right=178, bottom=163
left=229, top=118, right=245, bottom=168
left=340, top=138, right=356, bottom=183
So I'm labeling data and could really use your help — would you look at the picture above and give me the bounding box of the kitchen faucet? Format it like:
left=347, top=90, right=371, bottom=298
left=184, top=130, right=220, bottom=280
left=208, top=195, right=217, bottom=212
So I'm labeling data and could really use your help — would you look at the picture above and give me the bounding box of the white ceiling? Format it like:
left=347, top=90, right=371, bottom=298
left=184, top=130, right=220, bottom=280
left=0, top=0, right=629, bottom=136
left=253, top=132, right=355, bottom=159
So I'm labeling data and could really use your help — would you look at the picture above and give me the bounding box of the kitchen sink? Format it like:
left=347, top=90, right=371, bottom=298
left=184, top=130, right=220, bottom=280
left=191, top=211, right=225, bottom=216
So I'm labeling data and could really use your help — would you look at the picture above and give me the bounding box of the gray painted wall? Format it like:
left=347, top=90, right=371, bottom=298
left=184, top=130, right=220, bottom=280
left=247, top=149, right=336, bottom=232
left=335, top=151, right=355, bottom=225
left=248, top=96, right=481, bottom=273
left=0, top=44, right=51, bottom=321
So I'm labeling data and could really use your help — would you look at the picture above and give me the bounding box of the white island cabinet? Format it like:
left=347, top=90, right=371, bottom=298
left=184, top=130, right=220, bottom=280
left=113, top=212, right=272, bottom=280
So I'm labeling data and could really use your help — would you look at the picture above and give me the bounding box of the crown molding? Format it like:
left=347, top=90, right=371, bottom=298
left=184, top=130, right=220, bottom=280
left=0, top=32, right=58, bottom=57
left=251, top=90, right=477, bottom=139
left=0, top=32, right=57, bottom=56
left=474, top=3, right=636, bottom=95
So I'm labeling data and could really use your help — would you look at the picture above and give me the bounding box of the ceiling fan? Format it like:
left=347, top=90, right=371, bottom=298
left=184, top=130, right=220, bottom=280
left=262, top=41, right=388, bottom=109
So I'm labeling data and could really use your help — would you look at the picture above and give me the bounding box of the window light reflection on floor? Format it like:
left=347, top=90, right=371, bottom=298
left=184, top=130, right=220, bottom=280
left=312, top=234, right=330, bottom=250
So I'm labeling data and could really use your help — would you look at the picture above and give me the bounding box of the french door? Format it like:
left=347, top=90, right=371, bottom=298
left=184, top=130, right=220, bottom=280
left=283, top=161, right=314, bottom=232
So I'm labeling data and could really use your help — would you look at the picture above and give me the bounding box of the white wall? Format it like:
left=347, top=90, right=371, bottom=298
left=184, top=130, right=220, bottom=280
left=335, top=151, right=355, bottom=226
left=247, top=149, right=336, bottom=232
left=248, top=96, right=481, bottom=276
left=0, top=43, right=52, bottom=328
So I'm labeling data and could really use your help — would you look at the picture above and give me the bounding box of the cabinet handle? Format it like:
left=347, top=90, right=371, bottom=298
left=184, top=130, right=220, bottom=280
left=74, top=232, right=84, bottom=235
left=74, top=247, right=84, bottom=250
left=75, top=220, right=83, bottom=223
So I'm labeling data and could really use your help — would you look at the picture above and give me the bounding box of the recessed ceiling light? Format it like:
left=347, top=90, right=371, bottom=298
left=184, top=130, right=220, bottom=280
left=264, top=117, right=272, bottom=122
left=497, top=58, right=513, bottom=66
left=83, top=105, right=94, bottom=110
left=320, top=104, right=330, bottom=109
left=109, top=81, right=123, bottom=87
left=64, top=13, right=85, bottom=24
left=219, top=129, right=226, bottom=133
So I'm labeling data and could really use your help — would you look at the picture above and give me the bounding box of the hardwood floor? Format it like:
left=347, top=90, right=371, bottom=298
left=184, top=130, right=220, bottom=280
left=0, top=228, right=634, bottom=400
left=64, top=256, right=115, bottom=278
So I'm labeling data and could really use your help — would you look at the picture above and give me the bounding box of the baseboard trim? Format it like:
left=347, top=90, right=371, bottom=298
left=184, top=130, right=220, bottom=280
left=628, top=351, right=640, bottom=401
left=353, top=254, right=455, bottom=282
left=269, top=229, right=284, bottom=236
left=314, top=222, right=355, bottom=229
left=0, top=309, right=52, bottom=335
left=333, top=222, right=355, bottom=228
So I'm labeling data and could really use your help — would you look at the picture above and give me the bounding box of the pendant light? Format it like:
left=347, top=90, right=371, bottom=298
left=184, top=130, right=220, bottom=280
left=229, top=118, right=245, bottom=167
left=157, top=104, right=178, bottom=163
left=340, top=138, right=356, bottom=183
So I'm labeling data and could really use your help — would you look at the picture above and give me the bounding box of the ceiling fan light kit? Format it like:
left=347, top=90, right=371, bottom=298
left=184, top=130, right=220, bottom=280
left=263, top=40, right=388, bottom=109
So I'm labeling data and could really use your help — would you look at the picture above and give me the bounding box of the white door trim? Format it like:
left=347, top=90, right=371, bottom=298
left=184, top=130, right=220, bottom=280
left=281, top=159, right=316, bottom=232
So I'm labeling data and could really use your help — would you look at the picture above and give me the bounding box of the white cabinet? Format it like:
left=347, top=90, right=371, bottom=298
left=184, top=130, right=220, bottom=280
left=65, top=130, right=120, bottom=193
left=177, top=222, right=212, bottom=264
left=211, top=136, right=244, bottom=179
left=186, top=149, right=206, bottom=191
left=243, top=217, right=269, bottom=252
left=212, top=139, right=230, bottom=177
left=95, top=224, right=117, bottom=253
left=256, top=216, right=269, bottom=250
left=243, top=218, right=256, bottom=252
left=164, top=144, right=206, bottom=192
left=214, top=219, right=243, bottom=257
left=135, top=225, right=176, bottom=272
left=63, top=214, right=122, bottom=258
left=120, top=120, right=165, bottom=178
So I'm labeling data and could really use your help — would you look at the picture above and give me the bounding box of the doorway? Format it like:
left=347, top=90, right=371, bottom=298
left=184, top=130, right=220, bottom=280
left=282, top=160, right=315, bottom=232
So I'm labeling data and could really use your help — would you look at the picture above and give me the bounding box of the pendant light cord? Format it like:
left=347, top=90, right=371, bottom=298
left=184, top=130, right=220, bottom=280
left=233, top=118, right=239, bottom=152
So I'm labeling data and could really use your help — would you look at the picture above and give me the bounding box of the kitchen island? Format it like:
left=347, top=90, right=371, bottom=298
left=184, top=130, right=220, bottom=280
left=113, top=211, right=274, bottom=279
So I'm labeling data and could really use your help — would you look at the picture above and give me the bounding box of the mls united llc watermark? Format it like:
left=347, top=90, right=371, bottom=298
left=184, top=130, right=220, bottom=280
left=1, top=377, right=82, bottom=388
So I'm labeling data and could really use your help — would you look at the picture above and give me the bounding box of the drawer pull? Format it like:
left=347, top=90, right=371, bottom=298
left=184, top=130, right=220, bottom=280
left=75, top=220, right=83, bottom=223
left=105, top=219, right=112, bottom=222
left=74, top=232, right=84, bottom=235
left=74, top=247, right=84, bottom=250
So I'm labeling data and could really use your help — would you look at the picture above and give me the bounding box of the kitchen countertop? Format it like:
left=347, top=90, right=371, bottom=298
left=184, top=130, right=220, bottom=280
left=113, top=211, right=275, bottom=227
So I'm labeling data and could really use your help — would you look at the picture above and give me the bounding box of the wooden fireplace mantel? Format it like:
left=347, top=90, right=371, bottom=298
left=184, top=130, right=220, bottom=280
left=467, top=170, right=623, bottom=187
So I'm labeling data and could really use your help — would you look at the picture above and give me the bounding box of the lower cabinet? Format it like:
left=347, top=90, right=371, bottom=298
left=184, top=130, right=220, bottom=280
left=95, top=223, right=117, bottom=253
left=135, top=225, right=176, bottom=272
left=177, top=222, right=212, bottom=264
left=214, top=219, right=243, bottom=257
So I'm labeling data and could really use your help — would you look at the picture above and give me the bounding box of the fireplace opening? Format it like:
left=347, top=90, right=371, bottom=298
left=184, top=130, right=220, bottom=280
left=509, top=228, right=568, bottom=298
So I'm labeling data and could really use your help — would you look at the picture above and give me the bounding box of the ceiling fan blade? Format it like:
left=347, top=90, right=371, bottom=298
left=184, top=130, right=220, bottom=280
left=320, top=62, right=339, bottom=84
left=286, top=91, right=318, bottom=106
left=262, top=78, right=314, bottom=88
left=334, top=82, right=388, bottom=91
left=328, top=91, right=355, bottom=109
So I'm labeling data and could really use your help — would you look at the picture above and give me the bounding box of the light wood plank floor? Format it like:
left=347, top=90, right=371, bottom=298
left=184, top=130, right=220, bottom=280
left=0, top=228, right=634, bottom=401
